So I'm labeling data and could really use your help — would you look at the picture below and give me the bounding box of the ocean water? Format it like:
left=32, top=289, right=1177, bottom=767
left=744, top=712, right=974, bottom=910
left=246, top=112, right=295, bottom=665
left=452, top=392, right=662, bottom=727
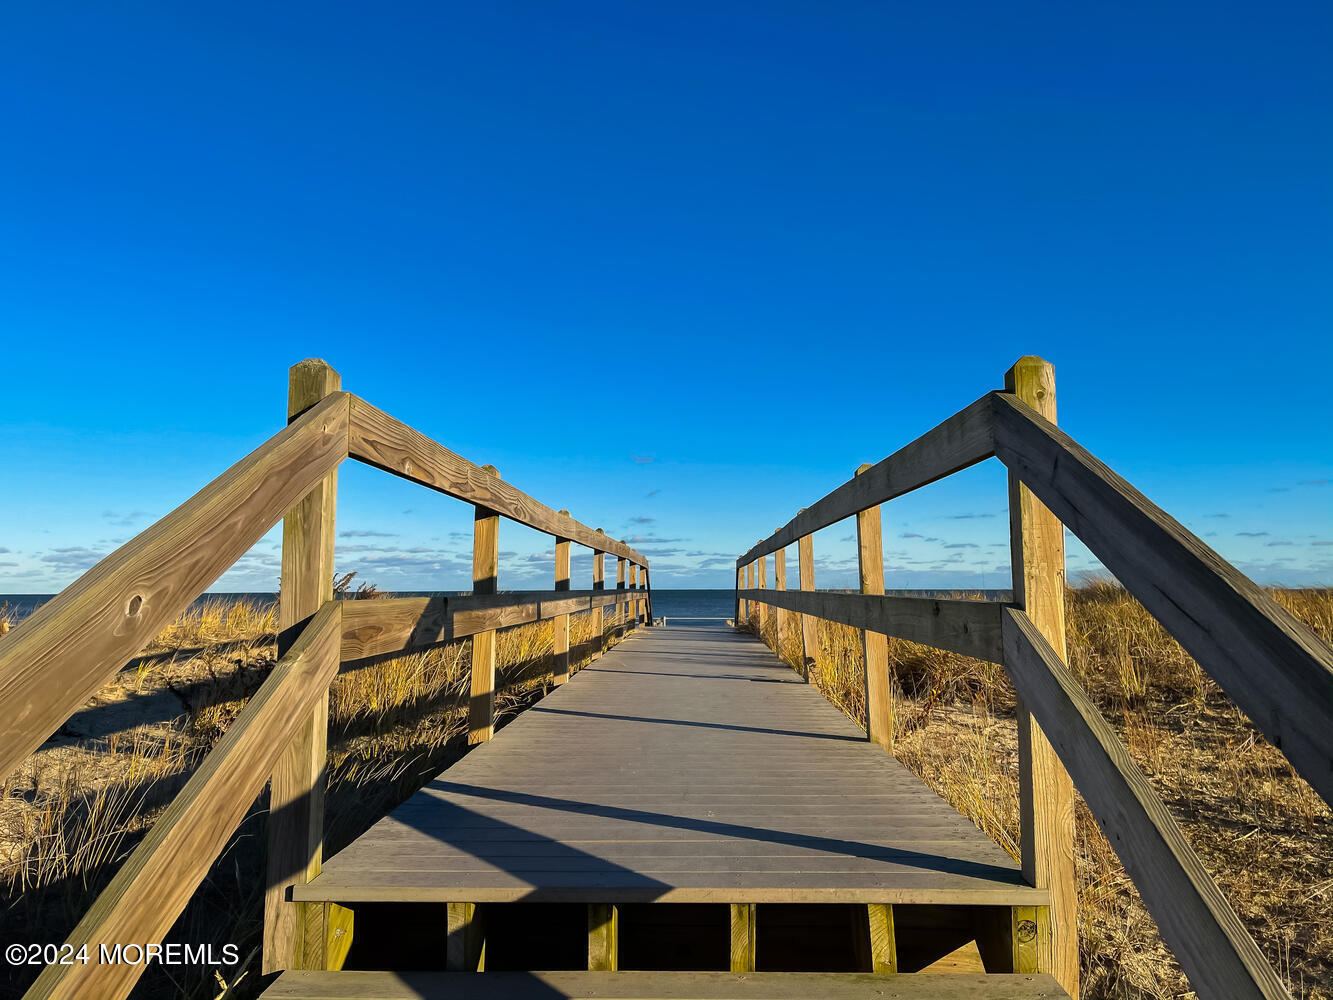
left=1, top=588, right=1011, bottom=628
left=643, top=589, right=735, bottom=624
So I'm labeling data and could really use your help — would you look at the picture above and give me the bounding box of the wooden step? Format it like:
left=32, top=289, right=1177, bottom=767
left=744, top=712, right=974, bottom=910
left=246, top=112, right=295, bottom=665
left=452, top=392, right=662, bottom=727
left=261, top=970, right=1071, bottom=999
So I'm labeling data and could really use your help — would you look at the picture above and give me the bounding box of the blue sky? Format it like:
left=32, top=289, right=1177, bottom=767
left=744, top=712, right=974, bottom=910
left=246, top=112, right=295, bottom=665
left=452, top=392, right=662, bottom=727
left=2, top=1, right=1330, bottom=593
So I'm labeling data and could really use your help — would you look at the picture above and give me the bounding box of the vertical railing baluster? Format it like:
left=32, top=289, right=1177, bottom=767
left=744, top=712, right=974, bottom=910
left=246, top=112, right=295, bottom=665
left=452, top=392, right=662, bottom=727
left=592, top=533, right=606, bottom=661
left=468, top=479, right=500, bottom=745
left=616, top=554, right=627, bottom=638
left=774, top=544, right=788, bottom=664
left=797, top=526, right=816, bottom=681
left=855, top=463, right=893, bottom=750
left=745, top=561, right=755, bottom=629
left=553, top=512, right=571, bottom=686
left=755, top=547, right=768, bottom=643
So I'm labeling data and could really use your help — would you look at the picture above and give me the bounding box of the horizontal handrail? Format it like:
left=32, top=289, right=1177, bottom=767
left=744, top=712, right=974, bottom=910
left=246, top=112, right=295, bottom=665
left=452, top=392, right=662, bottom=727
left=347, top=395, right=646, bottom=563
left=25, top=601, right=344, bottom=1000
left=0, top=391, right=351, bottom=784
left=737, top=589, right=1003, bottom=663
left=1001, top=607, right=1287, bottom=1000
left=341, top=590, right=645, bottom=663
left=992, top=391, right=1333, bottom=806
left=736, top=394, right=995, bottom=566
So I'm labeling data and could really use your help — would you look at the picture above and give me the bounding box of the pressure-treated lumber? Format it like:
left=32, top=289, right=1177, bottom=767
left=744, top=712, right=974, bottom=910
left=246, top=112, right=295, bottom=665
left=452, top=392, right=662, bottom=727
left=25, top=602, right=343, bottom=1000
left=993, top=389, right=1333, bottom=807
left=295, top=902, right=353, bottom=973
left=469, top=504, right=500, bottom=744
left=446, top=902, right=485, bottom=971
left=1001, top=606, right=1291, bottom=1000
left=260, top=970, right=1072, bottom=999
left=736, top=590, right=1002, bottom=663
left=773, top=547, right=790, bottom=665
left=0, top=391, right=349, bottom=784
left=347, top=396, right=644, bottom=562
left=616, top=556, right=627, bottom=637
left=339, top=592, right=624, bottom=663
left=797, top=533, right=816, bottom=679
left=1003, top=356, right=1077, bottom=993
left=737, top=394, right=995, bottom=566
left=866, top=903, right=897, bottom=973
left=855, top=465, right=893, bottom=751
left=592, top=548, right=605, bottom=661
left=588, top=904, right=618, bottom=970
left=729, top=904, right=755, bottom=972
left=297, top=627, right=1046, bottom=908
left=266, top=359, right=340, bottom=974
left=755, top=552, right=768, bottom=633
left=554, top=519, right=571, bottom=686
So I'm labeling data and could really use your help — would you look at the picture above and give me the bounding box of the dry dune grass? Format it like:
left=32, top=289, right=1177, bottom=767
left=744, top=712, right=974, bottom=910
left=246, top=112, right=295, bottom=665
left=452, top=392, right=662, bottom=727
left=0, top=592, right=630, bottom=1000
left=749, top=584, right=1333, bottom=1000
left=3, top=584, right=1329, bottom=999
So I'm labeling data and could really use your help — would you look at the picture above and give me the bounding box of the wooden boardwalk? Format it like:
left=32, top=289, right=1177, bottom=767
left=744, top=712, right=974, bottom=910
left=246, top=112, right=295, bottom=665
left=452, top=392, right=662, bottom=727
left=23, top=356, right=1321, bottom=998
left=296, top=627, right=1041, bottom=907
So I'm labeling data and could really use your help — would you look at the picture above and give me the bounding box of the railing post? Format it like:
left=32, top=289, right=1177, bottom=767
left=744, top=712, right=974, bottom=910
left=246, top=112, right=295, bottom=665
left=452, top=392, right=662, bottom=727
left=469, top=480, right=501, bottom=745
left=616, top=555, right=627, bottom=637
left=735, top=565, right=743, bottom=626
left=1006, top=356, right=1078, bottom=995
left=797, top=524, right=816, bottom=681
left=643, top=565, right=652, bottom=625
left=745, top=561, right=755, bottom=628
left=855, top=464, right=893, bottom=750
left=628, top=563, right=639, bottom=629
left=553, top=512, right=571, bottom=686
left=774, top=544, right=789, bottom=664
left=592, top=534, right=606, bottom=660
left=265, top=359, right=338, bottom=973
left=755, top=548, right=768, bottom=639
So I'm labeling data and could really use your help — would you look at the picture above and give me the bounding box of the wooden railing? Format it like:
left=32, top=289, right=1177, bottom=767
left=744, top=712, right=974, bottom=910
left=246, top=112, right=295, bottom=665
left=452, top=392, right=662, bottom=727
left=735, top=355, right=1332, bottom=1000
left=0, top=359, right=651, bottom=1000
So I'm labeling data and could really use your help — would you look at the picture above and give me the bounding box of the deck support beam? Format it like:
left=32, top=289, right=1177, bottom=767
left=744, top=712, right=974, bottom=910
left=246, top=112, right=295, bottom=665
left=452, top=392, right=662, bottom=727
left=447, top=902, right=485, bottom=971
left=294, top=902, right=353, bottom=972
left=974, top=905, right=1042, bottom=974
left=866, top=903, right=897, bottom=973
left=588, top=903, right=618, bottom=970
left=729, top=903, right=756, bottom=972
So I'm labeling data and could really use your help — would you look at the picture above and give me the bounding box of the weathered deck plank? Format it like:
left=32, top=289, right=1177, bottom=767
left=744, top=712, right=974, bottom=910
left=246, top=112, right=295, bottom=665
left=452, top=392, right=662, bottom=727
left=296, top=628, right=1044, bottom=906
